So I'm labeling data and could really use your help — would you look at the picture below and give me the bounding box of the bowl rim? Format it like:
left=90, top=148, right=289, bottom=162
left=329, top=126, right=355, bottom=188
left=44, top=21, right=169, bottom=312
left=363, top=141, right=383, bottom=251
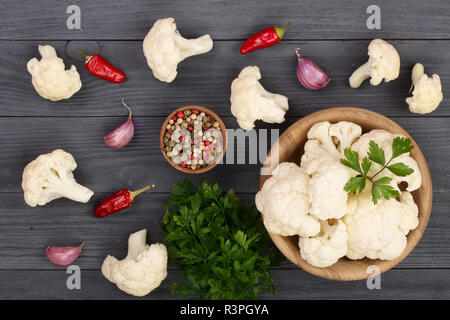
left=160, top=105, right=227, bottom=174
left=259, top=106, right=433, bottom=281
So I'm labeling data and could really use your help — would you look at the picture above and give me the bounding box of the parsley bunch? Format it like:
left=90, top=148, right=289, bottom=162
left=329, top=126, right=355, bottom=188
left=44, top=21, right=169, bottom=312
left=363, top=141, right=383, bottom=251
left=340, top=137, right=414, bottom=204
left=162, top=179, right=284, bottom=300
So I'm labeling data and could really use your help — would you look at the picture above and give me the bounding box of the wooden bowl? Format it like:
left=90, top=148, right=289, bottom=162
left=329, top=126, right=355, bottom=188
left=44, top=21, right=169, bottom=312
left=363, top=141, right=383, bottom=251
left=259, top=107, right=432, bottom=281
left=160, top=105, right=227, bottom=174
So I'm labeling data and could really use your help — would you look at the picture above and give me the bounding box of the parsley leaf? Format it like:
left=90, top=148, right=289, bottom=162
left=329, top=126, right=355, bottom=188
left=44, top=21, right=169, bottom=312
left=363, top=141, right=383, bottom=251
left=341, top=148, right=362, bottom=174
left=162, top=179, right=284, bottom=300
left=371, top=177, right=400, bottom=204
left=392, top=137, right=414, bottom=159
left=387, top=162, right=414, bottom=176
left=340, top=137, right=415, bottom=205
left=361, top=157, right=372, bottom=176
left=368, top=141, right=385, bottom=165
left=344, top=176, right=366, bottom=193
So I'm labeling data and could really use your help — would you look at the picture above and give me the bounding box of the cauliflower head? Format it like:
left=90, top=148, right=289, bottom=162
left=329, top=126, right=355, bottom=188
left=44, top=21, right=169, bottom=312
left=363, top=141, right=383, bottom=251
left=344, top=191, right=419, bottom=260
left=406, top=63, right=443, bottom=114
left=21, top=149, right=94, bottom=207
left=299, top=219, right=348, bottom=268
left=349, top=39, right=400, bottom=88
left=255, top=162, right=320, bottom=237
left=102, top=229, right=168, bottom=297
left=351, top=130, right=422, bottom=192
left=27, top=45, right=82, bottom=101
left=230, top=66, right=289, bottom=131
left=143, top=17, right=213, bottom=83
left=300, top=121, right=361, bottom=220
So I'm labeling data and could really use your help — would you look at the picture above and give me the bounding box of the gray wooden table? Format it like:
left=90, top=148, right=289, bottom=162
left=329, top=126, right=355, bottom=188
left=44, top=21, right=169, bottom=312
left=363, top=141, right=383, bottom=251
left=0, top=0, right=449, bottom=300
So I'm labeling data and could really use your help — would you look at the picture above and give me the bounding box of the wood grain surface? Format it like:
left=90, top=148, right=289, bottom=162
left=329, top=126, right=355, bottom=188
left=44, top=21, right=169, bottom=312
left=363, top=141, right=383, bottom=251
left=0, top=0, right=449, bottom=299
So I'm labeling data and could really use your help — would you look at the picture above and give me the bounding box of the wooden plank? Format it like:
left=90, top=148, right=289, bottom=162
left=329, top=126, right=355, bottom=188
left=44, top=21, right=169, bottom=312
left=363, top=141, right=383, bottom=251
left=0, top=116, right=448, bottom=194
left=0, top=192, right=448, bottom=270
left=0, top=1, right=449, bottom=40
left=1, top=40, right=449, bottom=117
left=0, top=268, right=449, bottom=299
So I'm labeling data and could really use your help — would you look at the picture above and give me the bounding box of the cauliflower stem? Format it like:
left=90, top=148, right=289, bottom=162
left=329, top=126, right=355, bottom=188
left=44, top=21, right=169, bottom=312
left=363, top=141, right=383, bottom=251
left=44, top=167, right=93, bottom=203
left=126, top=228, right=148, bottom=260
left=349, top=62, right=371, bottom=88
left=174, top=32, right=213, bottom=61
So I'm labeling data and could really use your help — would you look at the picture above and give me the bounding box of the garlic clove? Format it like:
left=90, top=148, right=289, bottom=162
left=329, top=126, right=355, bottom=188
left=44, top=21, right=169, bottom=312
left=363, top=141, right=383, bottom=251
left=46, top=243, right=84, bottom=266
left=104, top=98, right=135, bottom=148
left=295, top=49, right=330, bottom=90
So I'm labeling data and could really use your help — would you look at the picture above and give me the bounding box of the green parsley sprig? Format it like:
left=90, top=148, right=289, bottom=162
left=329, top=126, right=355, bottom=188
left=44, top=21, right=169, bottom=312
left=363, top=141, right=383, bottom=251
left=340, top=137, right=414, bottom=204
left=162, top=179, right=285, bottom=300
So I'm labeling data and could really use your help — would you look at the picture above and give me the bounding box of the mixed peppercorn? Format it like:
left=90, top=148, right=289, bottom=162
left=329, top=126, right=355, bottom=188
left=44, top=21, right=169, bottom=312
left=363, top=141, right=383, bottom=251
left=163, top=108, right=223, bottom=170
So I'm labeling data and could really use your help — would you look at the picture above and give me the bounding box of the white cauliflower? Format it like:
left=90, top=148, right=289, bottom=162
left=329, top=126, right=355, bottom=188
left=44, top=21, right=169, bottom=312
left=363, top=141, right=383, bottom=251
left=344, top=191, right=419, bottom=260
left=21, top=149, right=94, bottom=207
left=303, top=159, right=352, bottom=220
left=102, top=229, right=168, bottom=297
left=255, top=162, right=320, bottom=237
left=143, top=17, right=213, bottom=83
left=27, top=45, right=82, bottom=101
left=406, top=63, right=443, bottom=114
left=230, top=66, right=289, bottom=131
left=301, top=121, right=362, bottom=160
left=299, top=220, right=348, bottom=268
left=300, top=121, right=361, bottom=220
left=351, top=130, right=422, bottom=192
left=349, top=39, right=400, bottom=88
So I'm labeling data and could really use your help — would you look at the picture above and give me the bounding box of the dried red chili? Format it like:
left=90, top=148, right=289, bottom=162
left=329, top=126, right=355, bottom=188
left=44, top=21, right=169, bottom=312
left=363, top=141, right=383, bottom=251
left=94, top=184, right=155, bottom=218
left=77, top=48, right=126, bottom=83
left=240, top=22, right=292, bottom=55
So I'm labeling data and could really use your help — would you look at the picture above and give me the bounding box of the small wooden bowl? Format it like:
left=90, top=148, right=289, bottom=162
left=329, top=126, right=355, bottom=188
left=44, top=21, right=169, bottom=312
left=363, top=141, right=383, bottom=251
left=160, top=105, right=227, bottom=174
left=259, top=107, right=432, bottom=281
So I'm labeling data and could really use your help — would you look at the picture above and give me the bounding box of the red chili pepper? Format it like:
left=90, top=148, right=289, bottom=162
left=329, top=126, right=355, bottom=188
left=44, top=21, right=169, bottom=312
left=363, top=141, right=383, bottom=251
left=94, top=184, right=154, bottom=218
left=240, top=22, right=292, bottom=55
left=77, top=48, right=126, bottom=83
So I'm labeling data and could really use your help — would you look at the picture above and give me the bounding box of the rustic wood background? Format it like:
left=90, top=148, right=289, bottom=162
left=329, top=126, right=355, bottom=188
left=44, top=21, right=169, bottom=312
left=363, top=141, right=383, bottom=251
left=0, top=0, right=449, bottom=299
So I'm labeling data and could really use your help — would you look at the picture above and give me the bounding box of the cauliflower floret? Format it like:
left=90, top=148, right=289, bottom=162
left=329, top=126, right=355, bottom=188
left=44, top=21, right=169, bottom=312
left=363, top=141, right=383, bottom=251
left=406, top=63, right=443, bottom=114
left=303, top=159, right=352, bottom=220
left=21, top=149, right=93, bottom=207
left=299, top=220, right=348, bottom=268
left=27, top=45, right=82, bottom=101
left=143, top=17, right=213, bottom=83
left=255, top=162, right=320, bottom=237
left=344, top=191, right=419, bottom=260
left=351, top=130, right=422, bottom=192
left=102, top=229, right=168, bottom=297
left=301, top=121, right=362, bottom=160
left=349, top=39, right=400, bottom=88
left=300, top=121, right=361, bottom=219
left=230, top=66, right=289, bottom=131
